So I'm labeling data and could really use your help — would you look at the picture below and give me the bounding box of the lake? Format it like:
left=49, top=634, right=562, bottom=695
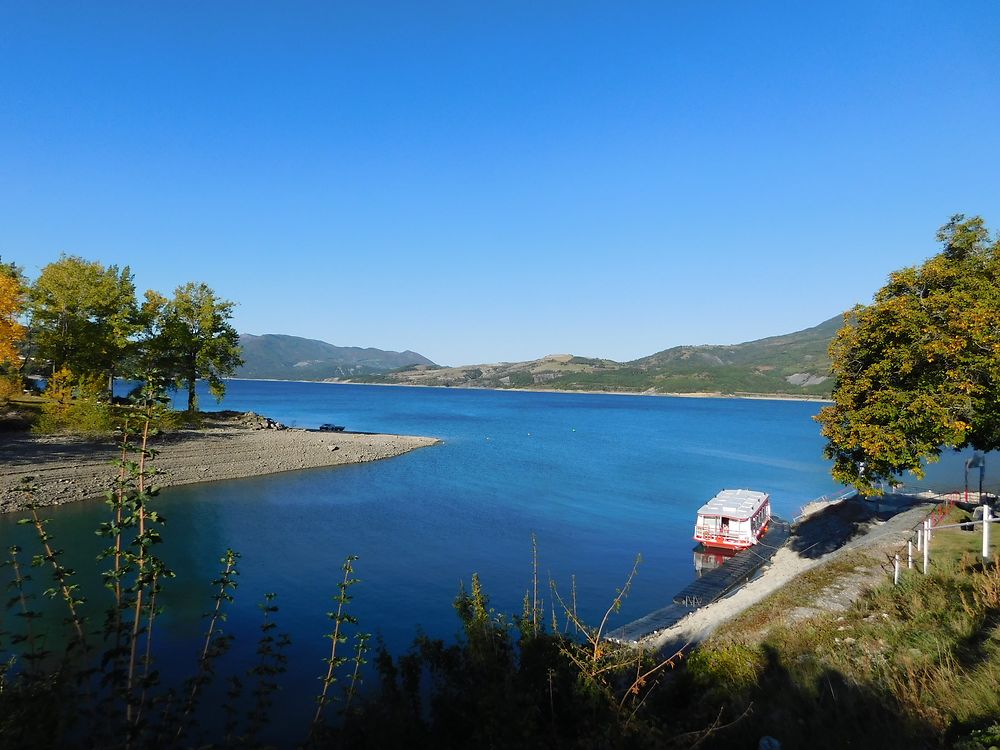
left=1, top=380, right=981, bottom=731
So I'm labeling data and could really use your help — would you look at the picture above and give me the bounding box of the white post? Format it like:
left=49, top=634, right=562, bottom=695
left=893, top=554, right=900, bottom=585
left=984, top=504, right=992, bottom=560
left=907, top=540, right=913, bottom=570
left=923, top=519, right=930, bottom=575
left=916, top=528, right=922, bottom=551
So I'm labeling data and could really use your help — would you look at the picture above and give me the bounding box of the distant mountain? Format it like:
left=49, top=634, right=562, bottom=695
left=236, top=334, right=436, bottom=381
left=348, top=315, right=845, bottom=397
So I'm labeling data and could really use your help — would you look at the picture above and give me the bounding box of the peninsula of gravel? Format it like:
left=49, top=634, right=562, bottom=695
left=0, top=411, right=440, bottom=514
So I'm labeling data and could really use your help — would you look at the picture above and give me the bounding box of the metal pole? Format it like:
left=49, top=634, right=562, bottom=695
left=893, top=554, right=900, bottom=585
left=907, top=540, right=913, bottom=569
left=923, top=519, right=930, bottom=575
left=965, top=461, right=970, bottom=503
left=984, top=504, right=992, bottom=560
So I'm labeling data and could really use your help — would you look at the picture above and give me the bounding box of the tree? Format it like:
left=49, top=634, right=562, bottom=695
left=0, top=258, right=26, bottom=366
left=817, top=215, right=1000, bottom=492
left=156, top=282, right=243, bottom=411
left=27, top=255, right=138, bottom=395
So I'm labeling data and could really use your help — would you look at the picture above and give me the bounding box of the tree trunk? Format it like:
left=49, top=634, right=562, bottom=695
left=186, top=354, right=197, bottom=412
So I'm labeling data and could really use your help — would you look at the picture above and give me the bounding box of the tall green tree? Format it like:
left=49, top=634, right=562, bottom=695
left=157, top=282, right=243, bottom=411
left=817, top=215, right=1000, bottom=492
left=27, top=255, right=138, bottom=395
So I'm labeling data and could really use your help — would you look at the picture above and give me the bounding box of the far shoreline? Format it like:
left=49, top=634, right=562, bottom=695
left=225, top=377, right=834, bottom=404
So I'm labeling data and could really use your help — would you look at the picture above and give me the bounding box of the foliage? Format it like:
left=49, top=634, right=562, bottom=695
left=312, top=554, right=364, bottom=734
left=0, top=259, right=26, bottom=368
left=954, top=721, right=1000, bottom=750
left=817, top=215, right=1000, bottom=492
left=0, top=374, right=22, bottom=406
left=33, top=367, right=115, bottom=435
left=27, top=255, right=138, bottom=395
left=331, top=558, right=687, bottom=749
left=151, top=282, right=243, bottom=411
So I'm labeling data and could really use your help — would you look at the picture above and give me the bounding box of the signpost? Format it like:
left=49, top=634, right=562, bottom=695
left=965, top=453, right=986, bottom=502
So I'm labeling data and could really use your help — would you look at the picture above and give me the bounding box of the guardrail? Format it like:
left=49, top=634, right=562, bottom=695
left=794, top=487, right=859, bottom=523
left=693, top=527, right=752, bottom=548
left=887, top=501, right=998, bottom=583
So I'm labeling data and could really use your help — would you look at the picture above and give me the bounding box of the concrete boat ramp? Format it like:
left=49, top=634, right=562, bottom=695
left=611, top=518, right=791, bottom=644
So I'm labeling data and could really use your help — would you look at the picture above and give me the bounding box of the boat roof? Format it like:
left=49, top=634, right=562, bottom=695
left=696, top=489, right=769, bottom=520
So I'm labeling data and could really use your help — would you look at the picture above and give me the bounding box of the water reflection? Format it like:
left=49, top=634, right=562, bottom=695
left=692, top=545, right=735, bottom=577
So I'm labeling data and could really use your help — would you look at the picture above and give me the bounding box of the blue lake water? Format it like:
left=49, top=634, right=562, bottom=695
left=1, top=379, right=985, bottom=730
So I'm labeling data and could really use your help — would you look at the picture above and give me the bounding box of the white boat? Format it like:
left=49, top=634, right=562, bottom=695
left=693, top=489, right=771, bottom=551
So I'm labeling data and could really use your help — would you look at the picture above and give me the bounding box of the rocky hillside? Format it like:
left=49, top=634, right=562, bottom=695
left=349, top=315, right=845, bottom=397
left=236, top=334, right=435, bottom=380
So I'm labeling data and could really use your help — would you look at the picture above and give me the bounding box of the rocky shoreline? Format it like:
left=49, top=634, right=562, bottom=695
left=0, top=411, right=439, bottom=514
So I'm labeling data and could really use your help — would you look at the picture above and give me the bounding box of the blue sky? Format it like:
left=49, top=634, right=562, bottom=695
left=2, top=2, right=998, bottom=366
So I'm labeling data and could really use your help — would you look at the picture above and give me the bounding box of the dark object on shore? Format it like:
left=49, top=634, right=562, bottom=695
left=319, top=423, right=345, bottom=432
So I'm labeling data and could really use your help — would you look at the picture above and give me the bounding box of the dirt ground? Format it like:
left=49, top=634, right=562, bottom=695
left=0, top=411, right=439, bottom=514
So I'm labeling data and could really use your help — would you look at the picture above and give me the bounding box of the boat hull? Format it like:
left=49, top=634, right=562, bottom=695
left=693, top=521, right=769, bottom=551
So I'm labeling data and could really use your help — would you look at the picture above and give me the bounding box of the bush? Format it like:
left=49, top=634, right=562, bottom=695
left=0, top=374, right=20, bottom=405
left=33, top=367, right=115, bottom=435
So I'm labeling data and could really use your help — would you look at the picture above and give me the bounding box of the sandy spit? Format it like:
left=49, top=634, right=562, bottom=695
left=0, top=413, right=439, bottom=514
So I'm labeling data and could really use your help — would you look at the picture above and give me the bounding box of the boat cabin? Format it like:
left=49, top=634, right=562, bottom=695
left=693, top=489, right=771, bottom=551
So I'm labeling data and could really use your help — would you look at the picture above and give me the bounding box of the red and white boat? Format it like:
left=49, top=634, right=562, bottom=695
left=693, top=489, right=771, bottom=551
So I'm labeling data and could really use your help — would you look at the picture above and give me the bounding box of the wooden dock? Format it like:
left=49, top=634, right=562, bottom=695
left=611, top=518, right=791, bottom=644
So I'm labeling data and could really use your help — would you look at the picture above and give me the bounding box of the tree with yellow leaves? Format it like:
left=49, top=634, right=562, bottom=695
left=0, top=259, right=26, bottom=366
left=817, top=215, right=1000, bottom=492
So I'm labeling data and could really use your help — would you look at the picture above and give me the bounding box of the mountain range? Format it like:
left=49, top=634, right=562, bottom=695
left=235, top=334, right=435, bottom=380
left=237, top=314, right=845, bottom=397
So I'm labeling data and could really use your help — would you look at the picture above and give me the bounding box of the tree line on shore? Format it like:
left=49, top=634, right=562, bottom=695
left=0, top=254, right=242, bottom=419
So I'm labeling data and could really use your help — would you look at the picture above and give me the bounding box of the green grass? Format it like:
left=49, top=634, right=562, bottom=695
left=927, top=506, right=1000, bottom=561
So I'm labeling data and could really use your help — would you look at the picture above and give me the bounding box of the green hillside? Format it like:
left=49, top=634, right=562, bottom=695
left=236, top=334, right=435, bottom=380
left=350, top=315, right=845, bottom=397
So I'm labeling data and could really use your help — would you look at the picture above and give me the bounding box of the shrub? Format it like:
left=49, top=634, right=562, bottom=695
left=34, top=367, right=114, bottom=435
left=0, top=374, right=20, bottom=405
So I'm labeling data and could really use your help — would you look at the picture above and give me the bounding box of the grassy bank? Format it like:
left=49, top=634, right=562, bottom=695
left=680, top=511, right=1000, bottom=749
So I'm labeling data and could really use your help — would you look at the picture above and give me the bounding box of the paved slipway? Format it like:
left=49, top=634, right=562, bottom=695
left=644, top=494, right=937, bottom=653
left=0, top=412, right=439, bottom=514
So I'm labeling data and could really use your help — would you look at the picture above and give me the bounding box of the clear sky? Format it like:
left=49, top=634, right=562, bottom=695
left=2, top=2, right=998, bottom=366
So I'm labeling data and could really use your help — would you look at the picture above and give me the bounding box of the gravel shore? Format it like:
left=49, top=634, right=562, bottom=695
left=0, top=412, right=439, bottom=514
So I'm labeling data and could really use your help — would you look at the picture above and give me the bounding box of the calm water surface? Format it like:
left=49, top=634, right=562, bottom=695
left=0, top=381, right=883, bottom=728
